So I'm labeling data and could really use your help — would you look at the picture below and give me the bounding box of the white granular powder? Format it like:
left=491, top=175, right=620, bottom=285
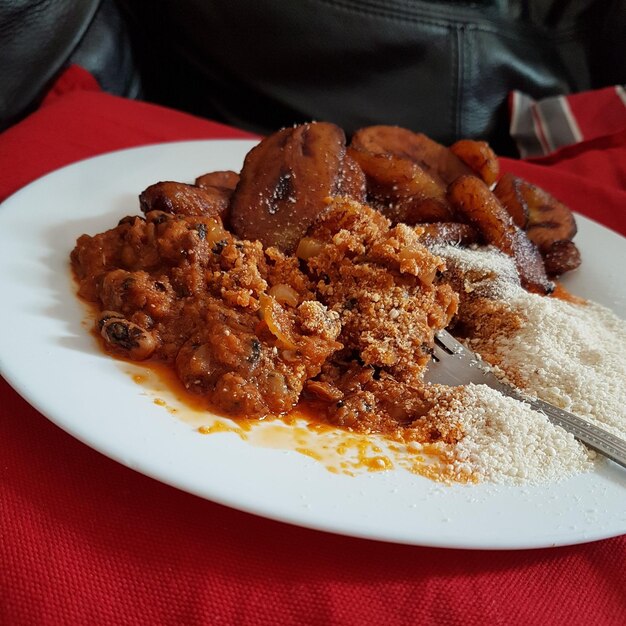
left=432, top=244, right=522, bottom=301
left=443, top=385, right=594, bottom=484
left=475, top=293, right=626, bottom=438
left=430, top=245, right=626, bottom=484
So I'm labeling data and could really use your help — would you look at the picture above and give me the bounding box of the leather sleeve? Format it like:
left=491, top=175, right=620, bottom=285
left=117, top=0, right=625, bottom=154
left=0, top=0, right=140, bottom=131
left=0, top=1, right=99, bottom=130
left=3, top=0, right=623, bottom=151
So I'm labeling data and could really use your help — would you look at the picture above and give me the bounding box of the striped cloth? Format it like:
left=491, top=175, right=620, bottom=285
left=509, top=85, right=626, bottom=158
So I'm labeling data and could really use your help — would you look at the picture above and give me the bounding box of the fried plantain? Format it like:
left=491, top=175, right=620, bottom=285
left=347, top=147, right=435, bottom=197
left=493, top=172, right=528, bottom=228
left=229, top=122, right=346, bottom=251
left=522, top=180, right=577, bottom=253
left=542, top=240, right=582, bottom=277
left=350, top=125, right=472, bottom=185
left=347, top=147, right=454, bottom=224
left=195, top=170, right=239, bottom=192
left=336, top=153, right=367, bottom=202
left=448, top=175, right=553, bottom=294
left=416, top=222, right=480, bottom=247
left=139, top=181, right=230, bottom=220
left=449, top=139, right=500, bottom=185
left=370, top=196, right=456, bottom=225
left=493, top=173, right=577, bottom=254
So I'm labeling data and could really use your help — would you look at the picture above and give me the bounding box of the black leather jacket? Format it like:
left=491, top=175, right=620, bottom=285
left=2, top=0, right=624, bottom=154
left=0, top=0, right=140, bottom=130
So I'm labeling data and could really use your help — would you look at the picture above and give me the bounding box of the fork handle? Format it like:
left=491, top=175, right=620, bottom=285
left=503, top=386, right=626, bottom=469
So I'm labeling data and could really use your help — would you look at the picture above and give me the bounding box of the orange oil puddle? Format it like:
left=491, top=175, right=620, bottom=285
left=124, top=362, right=468, bottom=483
left=550, top=282, right=587, bottom=305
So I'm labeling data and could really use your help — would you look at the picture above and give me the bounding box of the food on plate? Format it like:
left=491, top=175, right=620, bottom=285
left=229, top=121, right=348, bottom=251
left=449, top=139, right=500, bottom=186
left=139, top=181, right=230, bottom=221
left=336, top=153, right=367, bottom=202
left=72, top=195, right=456, bottom=431
left=298, top=198, right=458, bottom=436
left=416, top=222, right=479, bottom=247
left=347, top=147, right=454, bottom=224
left=447, top=175, right=553, bottom=294
left=350, top=124, right=579, bottom=279
left=492, top=172, right=529, bottom=228
left=350, top=125, right=472, bottom=185
left=71, top=122, right=626, bottom=484
left=541, top=239, right=581, bottom=277
left=493, top=172, right=580, bottom=276
left=73, top=209, right=342, bottom=417
left=194, top=169, right=239, bottom=193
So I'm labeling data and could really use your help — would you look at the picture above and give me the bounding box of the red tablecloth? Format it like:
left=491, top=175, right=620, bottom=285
left=1, top=67, right=625, bottom=625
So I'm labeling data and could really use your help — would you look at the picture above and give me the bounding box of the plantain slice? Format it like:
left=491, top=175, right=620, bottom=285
left=392, top=197, right=456, bottom=224
left=449, top=139, right=500, bottom=186
left=347, top=146, right=454, bottom=224
left=416, top=222, right=480, bottom=247
left=493, top=172, right=528, bottom=228
left=542, top=240, right=582, bottom=277
left=336, top=153, right=367, bottom=202
left=350, top=125, right=472, bottom=185
left=139, top=181, right=230, bottom=220
left=195, top=170, right=240, bottom=192
left=494, top=173, right=577, bottom=253
left=521, top=180, right=577, bottom=253
left=347, top=147, right=440, bottom=198
left=448, top=175, right=553, bottom=294
left=229, top=122, right=346, bottom=251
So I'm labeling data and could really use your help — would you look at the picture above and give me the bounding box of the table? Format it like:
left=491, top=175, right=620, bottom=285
left=1, top=66, right=625, bottom=625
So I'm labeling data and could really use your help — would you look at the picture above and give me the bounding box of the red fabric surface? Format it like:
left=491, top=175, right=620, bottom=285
left=566, top=86, right=626, bottom=143
left=0, top=67, right=254, bottom=203
left=1, top=67, right=625, bottom=626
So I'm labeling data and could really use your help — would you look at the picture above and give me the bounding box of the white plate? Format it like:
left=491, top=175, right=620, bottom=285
left=0, top=140, right=625, bottom=550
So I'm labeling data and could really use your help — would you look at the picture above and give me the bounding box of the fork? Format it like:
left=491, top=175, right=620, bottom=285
left=424, top=329, right=626, bottom=469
